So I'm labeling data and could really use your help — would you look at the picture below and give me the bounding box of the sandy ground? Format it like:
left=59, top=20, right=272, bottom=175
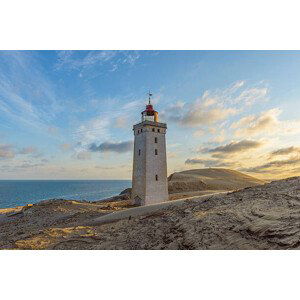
left=1, top=176, right=300, bottom=250
left=168, top=190, right=228, bottom=201
left=0, top=199, right=134, bottom=249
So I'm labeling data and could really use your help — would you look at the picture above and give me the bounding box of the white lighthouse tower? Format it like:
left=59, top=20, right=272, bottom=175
left=131, top=92, right=169, bottom=206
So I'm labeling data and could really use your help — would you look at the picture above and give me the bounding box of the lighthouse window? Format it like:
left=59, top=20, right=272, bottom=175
left=152, top=128, right=155, bottom=132
left=155, top=175, right=158, bottom=181
left=138, top=149, right=141, bottom=156
left=155, top=137, right=158, bottom=143
left=137, top=130, right=140, bottom=134
left=155, top=149, right=158, bottom=155
left=158, top=129, right=160, bottom=133
left=141, top=129, right=143, bottom=132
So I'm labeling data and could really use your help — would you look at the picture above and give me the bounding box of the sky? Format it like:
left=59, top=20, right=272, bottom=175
left=1, top=50, right=300, bottom=180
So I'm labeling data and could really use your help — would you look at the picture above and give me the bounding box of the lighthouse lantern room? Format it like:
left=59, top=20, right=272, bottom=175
left=141, top=98, right=159, bottom=122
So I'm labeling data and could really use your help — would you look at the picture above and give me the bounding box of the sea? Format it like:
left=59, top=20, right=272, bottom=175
left=0, top=180, right=131, bottom=209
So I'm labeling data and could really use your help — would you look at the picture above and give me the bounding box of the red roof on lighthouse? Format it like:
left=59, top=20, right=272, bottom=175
left=145, top=103, right=154, bottom=112
left=141, top=91, right=159, bottom=122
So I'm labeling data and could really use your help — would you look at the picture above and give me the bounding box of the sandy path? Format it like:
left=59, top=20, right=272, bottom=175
left=87, top=191, right=229, bottom=226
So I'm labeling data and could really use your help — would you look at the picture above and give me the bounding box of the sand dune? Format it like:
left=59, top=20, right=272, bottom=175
left=168, top=168, right=266, bottom=194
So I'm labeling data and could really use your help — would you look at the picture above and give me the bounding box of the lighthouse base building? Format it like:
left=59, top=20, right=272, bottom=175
left=131, top=96, right=169, bottom=206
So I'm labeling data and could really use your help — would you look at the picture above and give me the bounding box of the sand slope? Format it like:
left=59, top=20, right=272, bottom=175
left=168, top=168, right=266, bottom=193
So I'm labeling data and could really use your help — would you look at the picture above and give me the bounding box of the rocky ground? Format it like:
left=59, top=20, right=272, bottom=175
left=1, top=176, right=300, bottom=250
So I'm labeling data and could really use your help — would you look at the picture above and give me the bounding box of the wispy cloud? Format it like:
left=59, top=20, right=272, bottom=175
left=164, top=99, right=237, bottom=127
left=89, top=141, right=133, bottom=153
left=185, top=157, right=240, bottom=169
left=55, top=50, right=140, bottom=71
left=163, top=80, right=268, bottom=128
left=181, top=106, right=237, bottom=127
left=55, top=51, right=117, bottom=70
left=232, top=108, right=280, bottom=137
left=76, top=151, right=91, bottom=160
left=18, top=146, right=38, bottom=155
left=193, top=129, right=205, bottom=137
left=185, top=158, right=219, bottom=166
left=232, top=108, right=300, bottom=137
left=200, top=140, right=264, bottom=155
left=0, top=160, right=47, bottom=172
left=234, top=87, right=268, bottom=106
left=73, top=116, right=111, bottom=150
left=0, top=51, right=61, bottom=132
left=241, top=157, right=300, bottom=174
left=0, top=144, right=15, bottom=159
left=114, top=116, right=128, bottom=128
left=95, top=164, right=129, bottom=170
left=209, top=129, right=226, bottom=143
left=0, top=142, right=44, bottom=161
left=270, top=146, right=300, bottom=157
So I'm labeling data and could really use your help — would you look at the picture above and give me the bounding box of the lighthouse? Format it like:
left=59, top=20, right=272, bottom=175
left=131, top=92, right=169, bottom=206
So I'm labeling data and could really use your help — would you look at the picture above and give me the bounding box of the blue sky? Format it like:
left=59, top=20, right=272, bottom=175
left=1, top=50, right=300, bottom=179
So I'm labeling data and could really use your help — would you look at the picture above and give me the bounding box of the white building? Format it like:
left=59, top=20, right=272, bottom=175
left=131, top=94, right=169, bottom=206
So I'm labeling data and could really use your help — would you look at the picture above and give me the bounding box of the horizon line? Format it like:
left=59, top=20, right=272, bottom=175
left=0, top=178, right=132, bottom=181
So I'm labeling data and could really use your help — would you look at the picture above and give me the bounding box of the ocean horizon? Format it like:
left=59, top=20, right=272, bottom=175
left=0, top=180, right=131, bottom=209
